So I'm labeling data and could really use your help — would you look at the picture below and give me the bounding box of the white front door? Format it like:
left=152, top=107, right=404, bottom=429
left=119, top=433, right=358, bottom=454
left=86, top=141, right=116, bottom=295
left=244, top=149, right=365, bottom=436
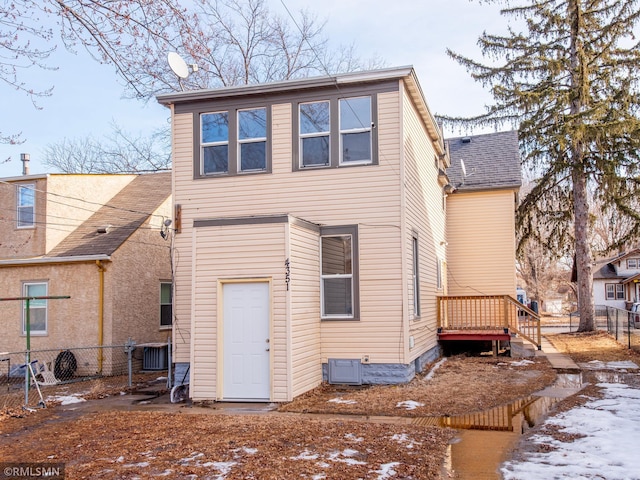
left=222, top=282, right=270, bottom=400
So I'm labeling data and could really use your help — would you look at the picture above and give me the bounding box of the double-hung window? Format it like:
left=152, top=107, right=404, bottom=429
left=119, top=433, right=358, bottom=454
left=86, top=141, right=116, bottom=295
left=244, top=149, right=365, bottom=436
left=339, top=96, right=372, bottom=164
left=412, top=235, right=421, bottom=317
left=320, top=225, right=359, bottom=319
left=201, top=112, right=229, bottom=175
left=160, top=282, right=173, bottom=328
left=17, top=184, right=35, bottom=228
left=199, top=106, right=269, bottom=177
left=605, top=283, right=624, bottom=300
left=22, top=282, right=47, bottom=335
left=238, top=108, right=267, bottom=172
left=299, top=101, right=330, bottom=167
left=628, top=259, right=639, bottom=269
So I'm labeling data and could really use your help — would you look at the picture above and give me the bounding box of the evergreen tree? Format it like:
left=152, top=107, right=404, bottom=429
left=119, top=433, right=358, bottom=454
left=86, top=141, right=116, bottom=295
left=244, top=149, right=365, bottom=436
left=443, top=0, right=640, bottom=331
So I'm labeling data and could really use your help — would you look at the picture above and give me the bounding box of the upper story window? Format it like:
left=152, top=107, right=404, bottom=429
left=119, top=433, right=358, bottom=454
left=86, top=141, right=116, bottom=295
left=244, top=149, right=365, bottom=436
left=199, top=106, right=270, bottom=177
left=299, top=101, right=330, bottom=167
left=201, top=112, right=229, bottom=174
left=412, top=235, right=421, bottom=318
left=627, top=258, right=640, bottom=269
left=295, top=95, right=377, bottom=171
left=238, top=108, right=267, bottom=172
left=340, top=96, right=372, bottom=164
left=17, top=184, right=35, bottom=228
left=22, top=281, right=48, bottom=335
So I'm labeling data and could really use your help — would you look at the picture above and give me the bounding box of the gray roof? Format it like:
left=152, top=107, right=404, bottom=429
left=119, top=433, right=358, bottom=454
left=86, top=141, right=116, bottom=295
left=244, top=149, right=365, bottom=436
left=446, top=130, right=521, bottom=192
left=592, top=262, right=623, bottom=280
left=47, top=172, right=171, bottom=258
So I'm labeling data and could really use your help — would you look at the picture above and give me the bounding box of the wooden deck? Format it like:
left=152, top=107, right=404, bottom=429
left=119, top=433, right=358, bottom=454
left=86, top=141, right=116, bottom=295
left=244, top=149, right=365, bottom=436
left=437, top=295, right=541, bottom=349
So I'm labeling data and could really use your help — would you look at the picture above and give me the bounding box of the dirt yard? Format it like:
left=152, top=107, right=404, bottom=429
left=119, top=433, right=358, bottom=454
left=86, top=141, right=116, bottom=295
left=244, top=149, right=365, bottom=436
left=1, top=333, right=637, bottom=480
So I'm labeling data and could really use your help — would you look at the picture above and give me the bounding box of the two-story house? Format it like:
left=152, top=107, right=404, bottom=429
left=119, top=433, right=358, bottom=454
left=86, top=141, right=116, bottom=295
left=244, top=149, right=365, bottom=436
left=593, top=248, right=640, bottom=309
left=157, top=66, right=522, bottom=403
left=0, top=172, right=173, bottom=366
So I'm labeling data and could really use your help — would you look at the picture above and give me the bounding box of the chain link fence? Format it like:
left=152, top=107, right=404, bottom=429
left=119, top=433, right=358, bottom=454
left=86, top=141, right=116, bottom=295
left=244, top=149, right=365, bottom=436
left=568, top=305, right=640, bottom=351
left=0, top=341, right=169, bottom=411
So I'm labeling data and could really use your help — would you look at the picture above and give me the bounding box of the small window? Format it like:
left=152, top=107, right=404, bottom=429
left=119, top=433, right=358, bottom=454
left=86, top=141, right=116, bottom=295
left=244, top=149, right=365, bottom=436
left=605, top=283, right=624, bottom=300
left=160, top=282, right=173, bottom=328
left=22, top=282, right=47, bottom=334
left=320, top=225, right=359, bottom=319
left=628, top=259, right=638, bottom=269
left=238, top=108, right=267, bottom=172
left=412, top=236, right=421, bottom=317
left=436, top=258, right=443, bottom=290
left=339, top=96, right=372, bottom=164
left=299, top=101, right=330, bottom=167
left=201, top=112, right=229, bottom=174
left=17, top=184, right=35, bottom=228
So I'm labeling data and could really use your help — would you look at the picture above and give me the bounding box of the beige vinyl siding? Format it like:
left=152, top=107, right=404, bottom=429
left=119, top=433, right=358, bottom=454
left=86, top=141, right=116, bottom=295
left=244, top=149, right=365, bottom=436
left=190, top=223, right=288, bottom=401
left=446, top=190, right=517, bottom=296
left=172, top=112, right=194, bottom=363
left=174, top=94, right=407, bottom=368
left=400, top=83, right=447, bottom=363
left=289, top=224, right=322, bottom=399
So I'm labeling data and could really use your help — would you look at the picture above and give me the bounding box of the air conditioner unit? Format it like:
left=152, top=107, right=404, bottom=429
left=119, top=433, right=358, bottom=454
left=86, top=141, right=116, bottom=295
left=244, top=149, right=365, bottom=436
left=143, top=346, right=168, bottom=370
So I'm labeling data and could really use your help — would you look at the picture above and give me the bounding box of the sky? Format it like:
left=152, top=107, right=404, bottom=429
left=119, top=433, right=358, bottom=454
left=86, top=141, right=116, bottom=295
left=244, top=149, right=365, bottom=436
left=0, top=0, right=507, bottom=178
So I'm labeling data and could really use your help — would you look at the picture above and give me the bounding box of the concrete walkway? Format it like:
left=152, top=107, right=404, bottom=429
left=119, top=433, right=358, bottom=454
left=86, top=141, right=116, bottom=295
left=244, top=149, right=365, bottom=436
left=536, top=335, right=581, bottom=371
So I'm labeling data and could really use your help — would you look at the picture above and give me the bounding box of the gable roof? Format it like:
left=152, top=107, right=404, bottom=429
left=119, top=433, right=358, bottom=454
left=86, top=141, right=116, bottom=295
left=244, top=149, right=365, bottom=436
left=446, top=130, right=521, bottom=192
left=592, top=261, right=625, bottom=280
left=47, top=172, right=171, bottom=258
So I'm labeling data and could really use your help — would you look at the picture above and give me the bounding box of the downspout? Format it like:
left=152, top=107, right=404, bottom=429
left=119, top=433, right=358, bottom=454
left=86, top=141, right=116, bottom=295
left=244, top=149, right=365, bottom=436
left=96, top=260, right=106, bottom=373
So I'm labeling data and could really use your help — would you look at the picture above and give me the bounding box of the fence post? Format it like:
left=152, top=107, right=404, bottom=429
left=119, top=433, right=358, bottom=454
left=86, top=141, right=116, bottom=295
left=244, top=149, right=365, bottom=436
left=124, top=338, right=136, bottom=388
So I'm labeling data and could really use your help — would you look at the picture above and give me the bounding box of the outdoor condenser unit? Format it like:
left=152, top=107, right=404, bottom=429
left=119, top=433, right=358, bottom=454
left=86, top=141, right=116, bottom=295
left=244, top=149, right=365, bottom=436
left=143, top=345, right=168, bottom=370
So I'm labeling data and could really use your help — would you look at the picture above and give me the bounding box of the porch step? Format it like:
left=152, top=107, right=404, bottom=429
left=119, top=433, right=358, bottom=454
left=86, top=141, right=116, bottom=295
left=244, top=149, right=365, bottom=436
left=509, top=337, right=536, bottom=358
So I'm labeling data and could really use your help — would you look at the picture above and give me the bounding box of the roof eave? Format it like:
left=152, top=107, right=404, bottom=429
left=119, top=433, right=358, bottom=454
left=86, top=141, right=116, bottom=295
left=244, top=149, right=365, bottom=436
left=0, top=254, right=112, bottom=267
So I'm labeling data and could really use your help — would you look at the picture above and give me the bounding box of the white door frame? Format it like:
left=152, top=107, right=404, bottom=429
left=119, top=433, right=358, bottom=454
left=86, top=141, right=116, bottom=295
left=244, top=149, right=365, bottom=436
left=217, top=278, right=272, bottom=401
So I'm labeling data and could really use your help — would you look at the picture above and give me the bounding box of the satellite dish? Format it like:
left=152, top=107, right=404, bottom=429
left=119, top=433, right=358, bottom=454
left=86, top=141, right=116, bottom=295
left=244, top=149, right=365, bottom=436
left=460, top=158, right=467, bottom=178
left=168, top=52, right=189, bottom=79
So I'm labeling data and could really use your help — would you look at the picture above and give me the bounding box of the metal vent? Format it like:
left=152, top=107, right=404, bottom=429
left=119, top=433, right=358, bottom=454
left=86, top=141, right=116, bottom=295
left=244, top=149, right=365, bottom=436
left=143, top=346, right=168, bottom=370
left=328, top=358, right=362, bottom=385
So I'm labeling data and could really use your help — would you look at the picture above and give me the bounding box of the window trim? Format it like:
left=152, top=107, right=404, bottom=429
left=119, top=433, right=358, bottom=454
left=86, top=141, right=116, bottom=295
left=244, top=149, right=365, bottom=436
left=195, top=103, right=272, bottom=179
left=22, top=281, right=48, bottom=335
left=237, top=107, right=268, bottom=173
left=160, top=281, right=173, bottom=329
left=293, top=94, right=378, bottom=171
left=605, top=283, right=624, bottom=300
left=200, top=111, right=230, bottom=175
left=17, top=183, right=35, bottom=229
left=627, top=258, right=639, bottom=269
left=320, top=225, right=360, bottom=321
left=298, top=100, right=331, bottom=168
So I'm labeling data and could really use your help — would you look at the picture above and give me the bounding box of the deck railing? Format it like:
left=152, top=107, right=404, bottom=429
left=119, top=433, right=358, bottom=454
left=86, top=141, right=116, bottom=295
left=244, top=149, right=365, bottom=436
left=437, top=295, right=541, bottom=349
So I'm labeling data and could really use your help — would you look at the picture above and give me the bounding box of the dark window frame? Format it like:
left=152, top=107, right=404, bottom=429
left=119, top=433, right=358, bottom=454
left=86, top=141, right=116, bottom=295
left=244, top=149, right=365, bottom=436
left=193, top=101, right=272, bottom=179
left=605, top=283, right=624, bottom=300
left=320, top=225, right=360, bottom=321
left=160, top=281, right=173, bottom=328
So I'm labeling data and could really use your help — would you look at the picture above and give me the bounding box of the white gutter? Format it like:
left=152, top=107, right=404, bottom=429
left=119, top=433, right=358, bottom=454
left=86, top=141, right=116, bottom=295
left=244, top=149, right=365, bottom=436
left=0, top=255, right=111, bottom=267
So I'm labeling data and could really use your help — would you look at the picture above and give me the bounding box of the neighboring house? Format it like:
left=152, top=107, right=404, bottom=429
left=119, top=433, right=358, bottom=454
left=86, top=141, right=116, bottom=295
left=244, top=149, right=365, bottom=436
left=0, top=172, right=173, bottom=361
left=593, top=248, right=640, bottom=309
left=157, top=66, right=521, bottom=403
left=445, top=131, right=521, bottom=298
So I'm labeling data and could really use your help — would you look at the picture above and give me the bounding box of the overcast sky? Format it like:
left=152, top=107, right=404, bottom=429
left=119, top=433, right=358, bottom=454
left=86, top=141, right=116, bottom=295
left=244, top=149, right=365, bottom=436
left=0, top=0, right=505, bottom=178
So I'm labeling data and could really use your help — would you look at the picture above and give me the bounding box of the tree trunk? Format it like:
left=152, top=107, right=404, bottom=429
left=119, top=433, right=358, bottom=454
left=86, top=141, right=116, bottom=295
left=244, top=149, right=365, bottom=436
left=574, top=167, right=595, bottom=331
left=568, top=0, right=595, bottom=332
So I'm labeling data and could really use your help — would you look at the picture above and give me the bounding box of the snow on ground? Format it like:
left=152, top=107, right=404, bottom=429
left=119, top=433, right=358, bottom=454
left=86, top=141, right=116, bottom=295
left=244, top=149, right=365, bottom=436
left=45, top=393, right=86, bottom=405
left=396, top=400, right=424, bottom=410
left=501, top=381, right=640, bottom=479
left=424, top=358, right=447, bottom=381
left=510, top=359, right=536, bottom=367
left=328, top=397, right=357, bottom=404
left=579, top=360, right=639, bottom=371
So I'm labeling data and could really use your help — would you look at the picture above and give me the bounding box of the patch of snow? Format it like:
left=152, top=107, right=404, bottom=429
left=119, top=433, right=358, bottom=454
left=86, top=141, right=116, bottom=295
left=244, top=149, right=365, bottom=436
left=120, top=391, right=127, bottom=395
left=510, top=359, right=535, bottom=367
left=311, top=474, right=327, bottom=480
left=178, top=452, right=204, bottom=465
left=291, top=449, right=319, bottom=460
left=242, top=446, right=258, bottom=455
left=391, top=433, right=419, bottom=449
left=201, top=461, right=236, bottom=477
left=345, top=433, right=364, bottom=442
left=153, top=470, right=173, bottom=477
left=580, top=360, right=638, bottom=370
left=328, top=397, right=357, bottom=404
left=124, top=462, right=150, bottom=468
left=396, top=400, right=424, bottom=410
left=156, top=376, right=168, bottom=380
left=327, top=449, right=367, bottom=465
left=116, top=456, right=125, bottom=463
left=501, top=382, right=640, bottom=479
left=371, top=462, right=401, bottom=479
left=423, top=358, right=447, bottom=381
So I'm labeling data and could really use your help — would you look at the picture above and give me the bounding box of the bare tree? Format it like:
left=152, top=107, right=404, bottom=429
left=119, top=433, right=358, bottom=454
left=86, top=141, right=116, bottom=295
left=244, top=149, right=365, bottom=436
left=42, top=123, right=171, bottom=173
